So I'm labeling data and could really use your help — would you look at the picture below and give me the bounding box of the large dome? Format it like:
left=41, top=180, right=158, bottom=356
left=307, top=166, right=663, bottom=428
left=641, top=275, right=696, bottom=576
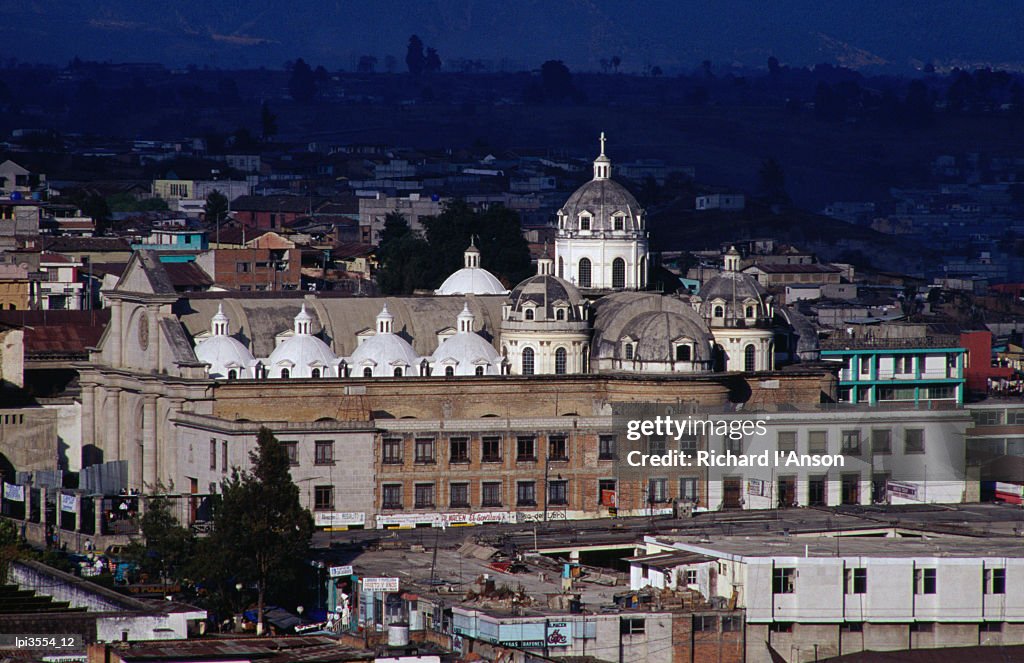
left=347, top=304, right=423, bottom=377
left=431, top=304, right=502, bottom=375
left=267, top=304, right=338, bottom=378
left=435, top=241, right=509, bottom=296
left=558, top=178, right=643, bottom=233
left=195, top=304, right=256, bottom=379
left=615, top=310, right=714, bottom=364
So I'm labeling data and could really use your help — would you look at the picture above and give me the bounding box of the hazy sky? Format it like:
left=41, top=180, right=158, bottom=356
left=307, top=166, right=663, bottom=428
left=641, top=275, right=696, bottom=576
left=3, top=0, right=1022, bottom=72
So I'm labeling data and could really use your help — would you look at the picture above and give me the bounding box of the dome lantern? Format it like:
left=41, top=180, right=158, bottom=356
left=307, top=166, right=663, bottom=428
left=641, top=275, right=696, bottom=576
left=294, top=303, right=313, bottom=335
left=211, top=303, right=229, bottom=336
left=593, top=131, right=611, bottom=180
left=376, top=304, right=395, bottom=334
left=457, top=302, right=474, bottom=333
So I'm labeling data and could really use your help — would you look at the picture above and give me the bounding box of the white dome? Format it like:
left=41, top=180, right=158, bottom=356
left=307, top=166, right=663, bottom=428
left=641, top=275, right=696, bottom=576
left=195, top=303, right=255, bottom=379
left=430, top=304, right=501, bottom=375
left=347, top=304, right=423, bottom=377
left=197, top=335, right=255, bottom=379
left=267, top=304, right=338, bottom=378
left=435, top=267, right=509, bottom=296
left=435, top=240, right=509, bottom=295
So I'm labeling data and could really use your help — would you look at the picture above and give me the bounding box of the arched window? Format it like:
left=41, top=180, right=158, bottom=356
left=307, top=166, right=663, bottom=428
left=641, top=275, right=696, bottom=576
left=676, top=345, right=691, bottom=361
left=744, top=345, right=756, bottom=372
left=612, top=258, right=626, bottom=289
left=624, top=343, right=634, bottom=360
left=445, top=366, right=455, bottom=377
left=556, top=308, right=565, bottom=321
left=713, top=305, right=724, bottom=318
left=555, top=348, right=567, bottom=375
left=280, top=368, right=290, bottom=379
left=475, top=366, right=485, bottom=376
left=767, top=342, right=775, bottom=371
left=311, top=368, right=321, bottom=378
left=558, top=257, right=564, bottom=278
left=524, top=308, right=535, bottom=321
left=363, top=367, right=373, bottom=378
left=578, top=258, right=592, bottom=288
left=227, top=369, right=237, bottom=380
left=394, top=367, right=403, bottom=377
left=522, top=347, right=535, bottom=375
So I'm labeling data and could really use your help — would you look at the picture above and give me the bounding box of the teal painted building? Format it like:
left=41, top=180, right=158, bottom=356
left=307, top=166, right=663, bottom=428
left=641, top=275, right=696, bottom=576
left=820, top=335, right=965, bottom=405
left=131, top=230, right=207, bottom=262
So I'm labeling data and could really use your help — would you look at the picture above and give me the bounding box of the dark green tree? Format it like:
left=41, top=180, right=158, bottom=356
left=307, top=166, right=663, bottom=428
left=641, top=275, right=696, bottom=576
left=260, top=103, right=278, bottom=141
left=128, top=487, right=194, bottom=582
left=406, top=35, right=426, bottom=76
left=425, top=48, right=442, bottom=73
left=758, top=157, right=789, bottom=204
left=375, top=213, right=432, bottom=294
left=288, top=58, right=316, bottom=103
left=192, top=428, right=313, bottom=635
left=539, top=60, right=574, bottom=101
left=205, top=190, right=230, bottom=227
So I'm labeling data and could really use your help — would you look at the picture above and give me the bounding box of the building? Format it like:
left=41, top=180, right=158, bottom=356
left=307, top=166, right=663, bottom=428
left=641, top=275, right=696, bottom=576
left=38, top=252, right=84, bottom=310
left=820, top=325, right=966, bottom=405
left=357, top=193, right=444, bottom=245
left=554, top=134, right=649, bottom=291
left=696, top=193, right=745, bottom=211
left=743, top=263, right=844, bottom=288
left=631, top=533, right=1024, bottom=662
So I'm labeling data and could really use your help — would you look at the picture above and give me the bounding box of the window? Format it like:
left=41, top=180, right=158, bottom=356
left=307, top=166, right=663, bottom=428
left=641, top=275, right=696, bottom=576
left=517, top=436, right=535, bottom=461
left=311, top=368, right=321, bottom=378
left=693, top=615, right=717, bottom=632
left=685, top=569, right=698, bottom=585
left=414, top=483, right=435, bottom=508
left=524, top=308, right=535, bottom=321
left=393, top=367, right=403, bottom=377
left=282, top=441, right=298, bottom=466
left=482, top=437, right=501, bottom=462
left=1007, top=410, right=1024, bottom=425
left=556, top=308, right=565, bottom=320
left=648, top=478, right=668, bottom=503
left=482, top=481, right=502, bottom=507
left=808, top=431, right=828, bottom=454
left=548, top=435, right=568, bottom=461
left=915, top=568, right=936, bottom=595
left=445, top=366, right=455, bottom=377
left=860, top=356, right=872, bottom=375
left=613, top=215, right=624, bottom=231
left=910, top=622, right=934, bottom=633
left=620, top=618, right=645, bottom=635
left=210, top=439, right=217, bottom=470
left=680, top=477, right=698, bottom=501
left=516, top=481, right=536, bottom=506
left=845, top=567, right=867, bottom=594
left=809, top=476, right=826, bottom=506
left=280, top=368, right=290, bottom=379
left=905, top=429, right=925, bottom=454
left=612, top=258, right=626, bottom=289
left=598, top=479, right=617, bottom=505
left=363, top=367, right=373, bottom=377
left=713, top=305, right=724, bottom=317
left=227, top=369, right=238, bottom=380
left=871, top=429, right=892, bottom=455
left=722, top=616, right=741, bottom=632
left=450, top=437, right=469, bottom=463
left=842, top=622, right=864, bottom=633
left=236, top=262, right=251, bottom=273
left=624, top=342, right=634, bottom=360
left=769, top=622, right=793, bottom=633
left=599, top=435, right=616, bottom=460
left=382, top=438, right=403, bottom=464
left=973, top=410, right=1003, bottom=426
left=548, top=480, right=568, bottom=505
left=450, top=483, right=469, bottom=508
left=675, top=344, right=691, bottom=361
left=314, top=485, right=334, bottom=510
left=521, top=347, right=535, bottom=375
left=382, top=484, right=402, bottom=509
left=777, top=431, right=797, bottom=453
left=475, top=365, right=484, bottom=376
left=221, top=441, right=228, bottom=473
left=414, top=437, right=435, bottom=464
left=744, top=345, right=756, bottom=372
left=579, top=215, right=591, bottom=231
left=895, top=355, right=914, bottom=374
left=315, top=440, right=334, bottom=465
left=985, top=568, right=1006, bottom=595
left=679, top=434, right=698, bottom=454
left=980, top=622, right=1003, bottom=633
left=745, top=306, right=754, bottom=318
left=555, top=348, right=567, bottom=374
left=841, top=430, right=862, bottom=455
left=773, top=567, right=796, bottom=594
left=578, top=258, right=592, bottom=288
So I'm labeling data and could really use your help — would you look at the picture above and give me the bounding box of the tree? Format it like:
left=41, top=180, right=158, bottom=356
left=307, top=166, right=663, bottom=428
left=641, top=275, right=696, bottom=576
left=260, top=103, right=278, bottom=141
left=758, top=157, right=789, bottom=204
left=288, top=58, right=316, bottom=103
left=357, top=55, right=378, bottom=74
left=540, top=60, right=574, bottom=102
left=424, top=48, right=442, bottom=74
left=205, top=190, right=230, bottom=227
left=128, top=487, right=194, bottom=583
left=406, top=35, right=426, bottom=76
left=193, top=428, right=313, bottom=635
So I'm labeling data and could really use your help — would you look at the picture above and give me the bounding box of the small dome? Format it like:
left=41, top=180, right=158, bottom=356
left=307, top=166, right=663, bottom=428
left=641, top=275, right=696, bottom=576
left=347, top=304, right=422, bottom=377
left=431, top=304, right=501, bottom=375
left=696, top=271, right=770, bottom=322
left=195, top=304, right=255, bottom=379
left=435, top=240, right=509, bottom=295
left=507, top=273, right=586, bottom=322
left=267, top=304, right=338, bottom=378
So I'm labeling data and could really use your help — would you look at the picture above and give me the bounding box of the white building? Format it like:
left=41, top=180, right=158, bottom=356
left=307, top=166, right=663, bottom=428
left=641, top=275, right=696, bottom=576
left=555, top=133, right=649, bottom=291
left=696, top=193, right=745, bottom=211
left=631, top=533, right=1024, bottom=662
left=38, top=252, right=84, bottom=310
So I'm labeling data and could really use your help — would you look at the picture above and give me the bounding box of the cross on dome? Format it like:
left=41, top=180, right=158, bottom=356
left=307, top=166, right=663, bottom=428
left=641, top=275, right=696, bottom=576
left=593, top=131, right=611, bottom=180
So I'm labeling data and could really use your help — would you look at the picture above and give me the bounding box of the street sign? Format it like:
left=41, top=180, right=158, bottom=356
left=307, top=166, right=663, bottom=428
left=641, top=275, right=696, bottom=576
left=328, top=565, right=353, bottom=578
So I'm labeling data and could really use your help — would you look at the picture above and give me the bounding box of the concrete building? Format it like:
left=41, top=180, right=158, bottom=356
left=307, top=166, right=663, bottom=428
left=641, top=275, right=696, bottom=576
left=357, top=193, right=444, bottom=245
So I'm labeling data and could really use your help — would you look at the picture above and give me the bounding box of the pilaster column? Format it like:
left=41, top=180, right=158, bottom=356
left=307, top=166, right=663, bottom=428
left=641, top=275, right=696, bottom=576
left=142, top=395, right=158, bottom=490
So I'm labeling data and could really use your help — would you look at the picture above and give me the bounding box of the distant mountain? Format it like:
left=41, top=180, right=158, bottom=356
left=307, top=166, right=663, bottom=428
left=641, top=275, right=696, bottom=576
left=2, top=1, right=1023, bottom=73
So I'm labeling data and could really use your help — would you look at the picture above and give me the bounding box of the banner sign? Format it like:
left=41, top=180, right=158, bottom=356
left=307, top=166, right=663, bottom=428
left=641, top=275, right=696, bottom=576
left=361, top=577, right=399, bottom=592
left=546, top=621, right=571, bottom=647
left=747, top=478, right=767, bottom=497
left=2, top=483, right=24, bottom=502
left=60, top=494, right=78, bottom=513
left=328, top=565, right=354, bottom=578
left=314, top=512, right=365, bottom=527
left=887, top=481, right=919, bottom=500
